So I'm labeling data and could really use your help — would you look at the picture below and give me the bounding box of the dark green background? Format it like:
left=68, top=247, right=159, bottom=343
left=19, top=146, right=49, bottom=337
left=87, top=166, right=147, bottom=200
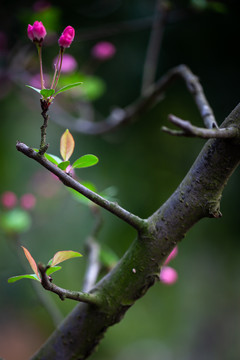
left=1, top=1, right=240, bottom=359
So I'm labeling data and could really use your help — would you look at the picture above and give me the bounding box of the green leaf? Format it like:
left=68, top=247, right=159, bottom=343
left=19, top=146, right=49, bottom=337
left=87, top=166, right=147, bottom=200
left=46, top=266, right=62, bottom=275
left=0, top=209, right=31, bottom=234
left=55, top=82, right=83, bottom=96
left=44, top=153, right=62, bottom=165
left=40, top=88, right=55, bottom=98
left=8, top=274, right=40, bottom=283
left=68, top=181, right=97, bottom=205
left=26, top=85, right=41, bottom=94
left=34, top=149, right=62, bottom=165
left=51, top=250, right=82, bottom=266
left=72, top=154, right=99, bottom=169
left=58, top=161, right=70, bottom=170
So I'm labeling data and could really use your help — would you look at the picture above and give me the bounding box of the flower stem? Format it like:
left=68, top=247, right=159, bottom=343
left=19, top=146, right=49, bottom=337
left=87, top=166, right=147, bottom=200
left=53, top=47, right=64, bottom=90
left=50, top=49, right=61, bottom=89
left=37, top=44, right=45, bottom=89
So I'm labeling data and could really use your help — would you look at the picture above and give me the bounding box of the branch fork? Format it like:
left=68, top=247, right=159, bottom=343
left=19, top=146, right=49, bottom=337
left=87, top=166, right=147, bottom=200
left=38, top=263, right=100, bottom=306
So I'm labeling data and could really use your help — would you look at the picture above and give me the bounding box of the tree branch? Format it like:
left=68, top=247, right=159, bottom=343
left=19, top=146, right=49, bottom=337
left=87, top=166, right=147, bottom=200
left=82, top=207, right=102, bottom=292
left=141, top=0, right=169, bottom=94
left=38, top=263, right=101, bottom=306
left=162, top=114, right=239, bottom=138
left=53, top=64, right=217, bottom=135
left=31, top=103, right=240, bottom=360
left=16, top=142, right=146, bottom=232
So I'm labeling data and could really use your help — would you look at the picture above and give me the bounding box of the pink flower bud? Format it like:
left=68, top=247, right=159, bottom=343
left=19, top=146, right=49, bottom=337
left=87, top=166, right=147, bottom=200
left=58, top=26, right=75, bottom=48
left=160, top=266, right=178, bottom=285
left=1, top=191, right=17, bottom=209
left=91, top=41, right=116, bottom=60
left=20, top=194, right=36, bottom=210
left=27, top=21, right=47, bottom=43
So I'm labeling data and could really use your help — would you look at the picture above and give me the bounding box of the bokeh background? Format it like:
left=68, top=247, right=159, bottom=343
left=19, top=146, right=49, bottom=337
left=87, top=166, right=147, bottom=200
left=1, top=1, right=240, bottom=359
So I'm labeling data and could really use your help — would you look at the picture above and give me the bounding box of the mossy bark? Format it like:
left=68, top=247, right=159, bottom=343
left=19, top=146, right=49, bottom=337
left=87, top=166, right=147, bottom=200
left=32, top=103, right=240, bottom=360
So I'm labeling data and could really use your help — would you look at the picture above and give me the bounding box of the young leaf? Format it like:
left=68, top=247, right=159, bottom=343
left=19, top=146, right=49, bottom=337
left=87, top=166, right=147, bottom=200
left=51, top=250, right=82, bottom=267
left=72, top=154, right=99, bottom=169
left=22, top=246, right=40, bottom=280
left=54, top=82, right=83, bottom=96
left=58, top=161, right=70, bottom=171
left=34, top=149, right=62, bottom=165
left=26, top=85, right=41, bottom=94
left=60, top=129, right=75, bottom=161
left=40, top=89, right=55, bottom=99
left=46, top=266, right=62, bottom=276
left=44, top=153, right=62, bottom=165
left=8, top=274, right=40, bottom=283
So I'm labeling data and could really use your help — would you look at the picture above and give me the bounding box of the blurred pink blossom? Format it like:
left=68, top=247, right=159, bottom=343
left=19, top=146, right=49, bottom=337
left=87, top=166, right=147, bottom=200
left=27, top=21, right=47, bottom=42
left=160, top=246, right=178, bottom=285
left=58, top=26, right=75, bottom=48
left=20, top=194, right=36, bottom=210
left=91, top=41, right=116, bottom=60
left=1, top=191, right=17, bottom=209
left=159, top=266, right=178, bottom=285
left=53, top=54, right=77, bottom=73
left=29, top=73, right=50, bottom=89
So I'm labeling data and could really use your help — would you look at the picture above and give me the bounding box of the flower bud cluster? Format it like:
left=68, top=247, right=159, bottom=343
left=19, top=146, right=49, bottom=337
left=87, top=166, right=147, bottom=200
left=27, top=21, right=75, bottom=49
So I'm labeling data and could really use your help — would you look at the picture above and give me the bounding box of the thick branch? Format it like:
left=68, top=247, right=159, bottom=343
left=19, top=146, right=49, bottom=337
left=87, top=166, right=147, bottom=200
left=54, top=64, right=216, bottom=134
left=31, top=104, right=240, bottom=360
left=16, top=142, right=146, bottom=232
left=38, top=263, right=100, bottom=306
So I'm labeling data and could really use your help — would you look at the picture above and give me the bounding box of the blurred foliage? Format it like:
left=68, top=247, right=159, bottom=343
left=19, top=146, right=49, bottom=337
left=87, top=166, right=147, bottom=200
left=1, top=0, right=240, bottom=359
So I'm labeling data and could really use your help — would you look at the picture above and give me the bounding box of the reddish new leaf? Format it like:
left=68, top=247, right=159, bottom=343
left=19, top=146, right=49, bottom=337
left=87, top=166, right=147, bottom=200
left=60, top=129, right=75, bottom=161
left=21, top=246, right=40, bottom=280
left=51, top=250, right=82, bottom=267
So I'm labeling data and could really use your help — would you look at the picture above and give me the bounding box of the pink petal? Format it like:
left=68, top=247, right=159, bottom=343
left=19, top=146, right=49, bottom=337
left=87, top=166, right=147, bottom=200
left=164, top=246, right=178, bottom=265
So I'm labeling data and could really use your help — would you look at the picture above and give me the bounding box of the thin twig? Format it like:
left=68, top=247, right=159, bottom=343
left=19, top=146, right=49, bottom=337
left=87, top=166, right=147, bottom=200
left=82, top=207, right=103, bottom=292
left=141, top=0, right=169, bottom=95
left=82, top=237, right=100, bottom=293
left=39, top=99, right=50, bottom=155
left=162, top=114, right=238, bottom=138
left=16, top=142, right=147, bottom=232
left=38, top=263, right=100, bottom=305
